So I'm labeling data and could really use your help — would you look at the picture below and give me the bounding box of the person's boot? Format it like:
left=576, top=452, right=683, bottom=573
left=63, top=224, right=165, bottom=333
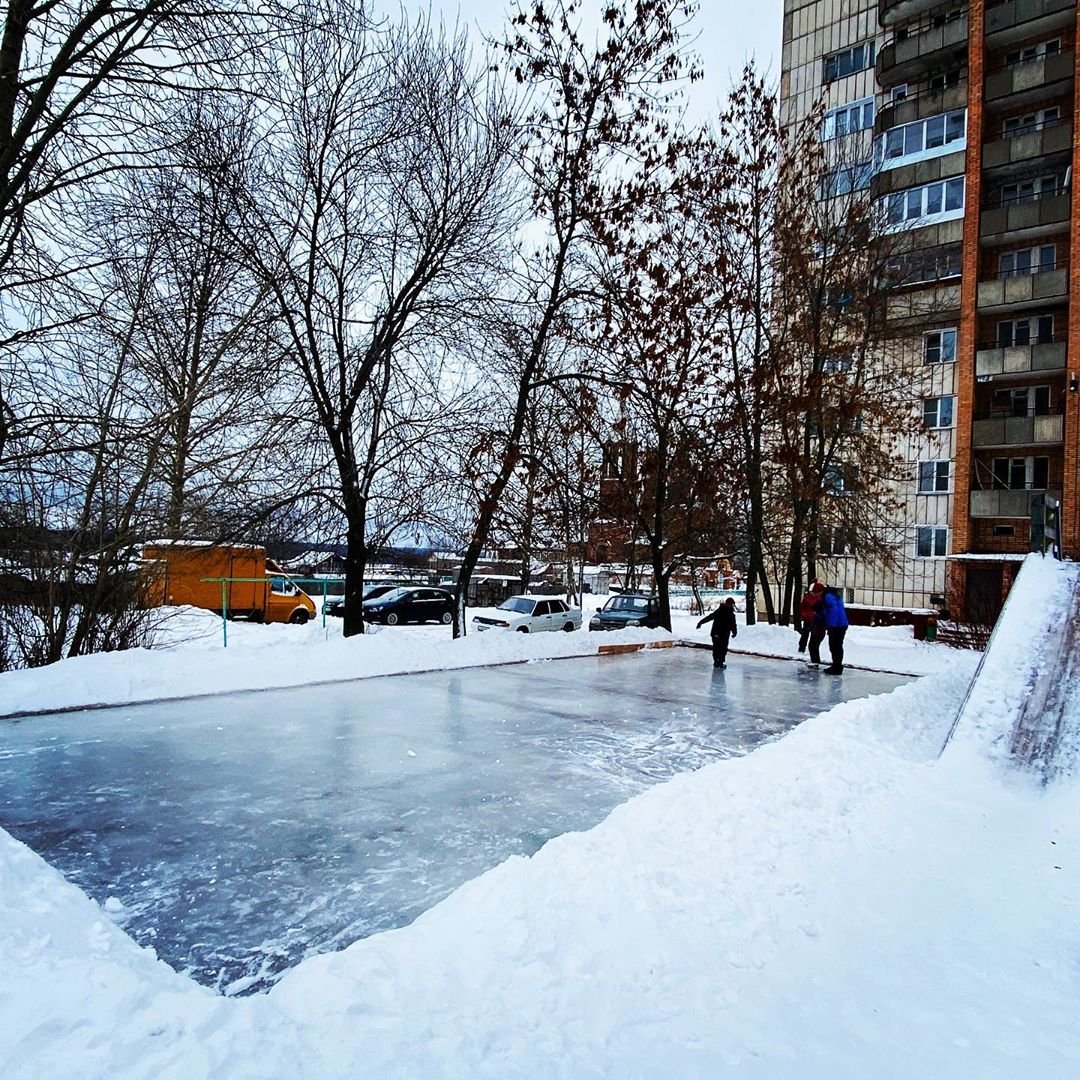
left=823, top=666, right=842, bottom=675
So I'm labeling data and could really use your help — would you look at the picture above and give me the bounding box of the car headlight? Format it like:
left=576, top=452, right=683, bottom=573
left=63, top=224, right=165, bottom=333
left=627, top=619, right=642, bottom=626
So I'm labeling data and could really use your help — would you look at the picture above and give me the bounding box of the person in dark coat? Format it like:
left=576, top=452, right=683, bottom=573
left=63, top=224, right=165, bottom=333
left=820, top=587, right=849, bottom=675
left=697, top=597, right=738, bottom=668
left=797, top=581, right=825, bottom=654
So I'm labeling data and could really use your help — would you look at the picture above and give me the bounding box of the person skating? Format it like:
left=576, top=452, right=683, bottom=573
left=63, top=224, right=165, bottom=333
left=797, top=581, right=825, bottom=654
left=697, top=597, right=738, bottom=668
left=820, top=587, right=849, bottom=675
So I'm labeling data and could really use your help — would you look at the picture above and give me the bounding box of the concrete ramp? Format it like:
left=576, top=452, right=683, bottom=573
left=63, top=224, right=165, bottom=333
left=942, top=554, right=1080, bottom=783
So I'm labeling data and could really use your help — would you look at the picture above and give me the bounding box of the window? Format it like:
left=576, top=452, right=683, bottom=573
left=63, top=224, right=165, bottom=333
left=997, top=315, right=1054, bottom=347
left=992, top=525, right=1016, bottom=537
left=1006, top=39, right=1060, bottom=67
left=823, top=463, right=860, bottom=495
left=991, top=385, right=1051, bottom=417
left=821, top=161, right=873, bottom=198
left=884, top=177, right=964, bottom=225
left=923, top=396, right=955, bottom=428
left=915, top=526, right=948, bottom=557
left=924, top=328, right=957, bottom=364
left=1002, top=107, right=1060, bottom=138
left=878, top=109, right=966, bottom=166
left=823, top=42, right=876, bottom=83
left=891, top=83, right=909, bottom=102
left=822, top=354, right=854, bottom=374
left=929, top=69, right=962, bottom=93
left=998, top=245, right=1056, bottom=277
left=820, top=527, right=856, bottom=556
left=991, top=456, right=1049, bottom=490
left=823, top=97, right=875, bottom=139
left=1000, top=173, right=1064, bottom=205
left=918, top=460, right=951, bottom=493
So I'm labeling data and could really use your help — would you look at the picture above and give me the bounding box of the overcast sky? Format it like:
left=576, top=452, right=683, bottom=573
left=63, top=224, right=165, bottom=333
left=420, top=0, right=784, bottom=122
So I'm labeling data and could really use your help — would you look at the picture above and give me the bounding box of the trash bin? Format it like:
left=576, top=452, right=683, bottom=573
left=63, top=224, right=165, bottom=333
left=925, top=616, right=937, bottom=643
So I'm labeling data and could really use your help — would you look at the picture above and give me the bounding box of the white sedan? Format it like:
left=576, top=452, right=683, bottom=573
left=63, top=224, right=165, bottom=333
left=472, top=595, right=582, bottom=633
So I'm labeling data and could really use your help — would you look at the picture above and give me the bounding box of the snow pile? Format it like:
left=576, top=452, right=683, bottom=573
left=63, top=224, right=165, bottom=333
left=1, top=555, right=1078, bottom=1077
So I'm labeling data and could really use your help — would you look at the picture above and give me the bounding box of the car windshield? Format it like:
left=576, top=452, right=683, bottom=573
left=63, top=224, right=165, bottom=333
left=367, top=588, right=407, bottom=604
left=497, top=598, right=534, bottom=614
left=606, top=596, right=649, bottom=612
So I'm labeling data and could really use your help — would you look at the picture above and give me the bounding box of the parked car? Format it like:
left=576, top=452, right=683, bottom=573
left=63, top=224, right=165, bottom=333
left=588, top=593, right=662, bottom=631
left=363, top=586, right=455, bottom=625
left=324, top=583, right=398, bottom=618
left=472, top=595, right=581, bottom=633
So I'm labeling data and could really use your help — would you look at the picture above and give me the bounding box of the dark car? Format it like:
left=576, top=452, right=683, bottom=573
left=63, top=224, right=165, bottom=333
left=324, top=583, right=398, bottom=618
left=363, top=586, right=455, bottom=625
left=588, top=593, right=662, bottom=631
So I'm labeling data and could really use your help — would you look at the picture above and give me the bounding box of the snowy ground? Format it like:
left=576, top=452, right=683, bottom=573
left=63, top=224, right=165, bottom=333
left=1, top=559, right=1078, bottom=1078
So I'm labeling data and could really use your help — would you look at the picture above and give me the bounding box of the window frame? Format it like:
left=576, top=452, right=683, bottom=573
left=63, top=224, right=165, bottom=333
left=915, top=526, right=948, bottom=558
left=917, top=460, right=951, bottom=493
left=822, top=42, right=876, bottom=83
left=822, top=97, right=875, bottom=140
left=883, top=176, right=965, bottom=227
left=923, top=395, right=955, bottom=428
left=923, top=328, right=958, bottom=364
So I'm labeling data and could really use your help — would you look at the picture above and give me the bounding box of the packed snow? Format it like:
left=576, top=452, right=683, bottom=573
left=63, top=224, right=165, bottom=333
left=1, top=556, right=1078, bottom=1078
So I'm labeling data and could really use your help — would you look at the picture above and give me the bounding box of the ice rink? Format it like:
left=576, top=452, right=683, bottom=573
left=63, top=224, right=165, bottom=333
left=0, top=649, right=906, bottom=994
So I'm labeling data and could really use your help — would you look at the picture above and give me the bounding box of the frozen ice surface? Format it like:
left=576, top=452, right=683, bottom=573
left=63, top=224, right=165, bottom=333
left=0, top=649, right=905, bottom=995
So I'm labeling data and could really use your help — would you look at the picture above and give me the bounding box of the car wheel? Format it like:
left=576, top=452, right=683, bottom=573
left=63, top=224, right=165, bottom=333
left=289, top=609, right=310, bottom=625
left=441, top=611, right=452, bottom=625
left=386, top=612, right=399, bottom=625
left=516, top=625, right=529, bottom=633
left=563, top=622, right=575, bottom=632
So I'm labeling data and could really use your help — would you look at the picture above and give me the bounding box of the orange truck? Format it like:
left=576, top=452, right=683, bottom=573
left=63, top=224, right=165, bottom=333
left=140, top=542, right=316, bottom=624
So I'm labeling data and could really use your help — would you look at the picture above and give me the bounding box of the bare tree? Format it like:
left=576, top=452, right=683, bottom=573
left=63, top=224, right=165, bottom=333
left=451, top=0, right=699, bottom=636
left=237, top=2, right=518, bottom=636
left=89, top=99, right=292, bottom=539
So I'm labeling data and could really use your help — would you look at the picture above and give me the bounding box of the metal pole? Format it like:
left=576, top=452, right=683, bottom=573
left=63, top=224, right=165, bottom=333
left=221, top=579, right=228, bottom=649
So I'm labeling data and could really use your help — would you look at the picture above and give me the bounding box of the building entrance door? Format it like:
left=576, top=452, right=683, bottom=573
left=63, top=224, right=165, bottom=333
left=964, top=566, right=1005, bottom=626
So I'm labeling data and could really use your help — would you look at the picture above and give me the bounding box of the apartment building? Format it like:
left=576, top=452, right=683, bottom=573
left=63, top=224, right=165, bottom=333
left=781, top=0, right=1079, bottom=623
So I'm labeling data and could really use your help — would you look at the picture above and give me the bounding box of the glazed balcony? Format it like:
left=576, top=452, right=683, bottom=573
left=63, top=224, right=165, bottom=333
left=874, top=83, right=967, bottom=135
left=974, top=337, right=1067, bottom=377
left=969, top=487, right=1060, bottom=517
left=982, top=119, right=1072, bottom=171
left=877, top=15, right=969, bottom=87
left=980, top=190, right=1070, bottom=243
left=985, top=50, right=1074, bottom=105
left=985, top=0, right=1077, bottom=45
left=976, top=265, right=1068, bottom=312
left=971, top=411, right=1064, bottom=447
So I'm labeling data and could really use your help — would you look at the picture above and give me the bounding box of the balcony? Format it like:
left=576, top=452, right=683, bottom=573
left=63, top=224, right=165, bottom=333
left=885, top=281, right=962, bottom=324
left=879, top=0, right=950, bottom=28
left=975, top=338, right=1066, bottom=377
left=985, top=0, right=1077, bottom=43
left=877, top=16, right=969, bottom=87
left=982, top=120, right=1073, bottom=171
left=874, top=83, right=967, bottom=135
left=969, top=488, right=1061, bottom=517
left=980, top=191, right=1070, bottom=242
left=985, top=51, right=1074, bottom=104
left=976, top=266, right=1068, bottom=311
left=971, top=412, right=1064, bottom=447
